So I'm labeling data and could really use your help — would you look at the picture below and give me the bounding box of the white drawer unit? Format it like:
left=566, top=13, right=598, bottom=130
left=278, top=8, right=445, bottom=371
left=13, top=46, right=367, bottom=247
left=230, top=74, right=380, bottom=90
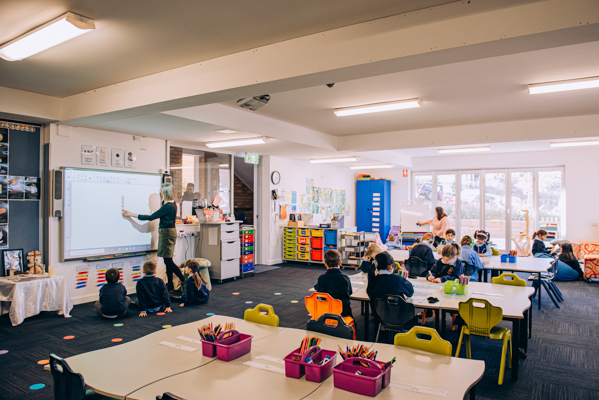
left=199, top=222, right=241, bottom=282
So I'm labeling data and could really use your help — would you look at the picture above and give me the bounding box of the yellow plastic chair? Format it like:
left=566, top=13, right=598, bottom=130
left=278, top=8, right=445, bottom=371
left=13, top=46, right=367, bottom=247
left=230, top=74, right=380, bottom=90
left=243, top=304, right=280, bottom=327
left=455, top=298, right=511, bottom=385
left=491, top=247, right=500, bottom=256
left=491, top=272, right=527, bottom=287
left=394, top=326, right=452, bottom=356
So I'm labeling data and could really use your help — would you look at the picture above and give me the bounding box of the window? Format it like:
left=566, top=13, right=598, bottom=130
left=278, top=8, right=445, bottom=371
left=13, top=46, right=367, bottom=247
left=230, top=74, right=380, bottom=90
left=412, top=167, right=564, bottom=251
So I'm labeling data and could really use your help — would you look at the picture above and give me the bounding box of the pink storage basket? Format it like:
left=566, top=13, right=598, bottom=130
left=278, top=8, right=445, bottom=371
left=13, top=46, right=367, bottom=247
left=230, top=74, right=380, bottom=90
left=284, top=346, right=337, bottom=383
left=333, top=357, right=392, bottom=397
left=201, top=330, right=253, bottom=361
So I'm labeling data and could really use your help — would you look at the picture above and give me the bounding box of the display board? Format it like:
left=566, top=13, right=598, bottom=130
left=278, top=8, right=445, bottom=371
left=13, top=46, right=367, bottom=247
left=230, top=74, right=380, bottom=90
left=61, top=168, right=162, bottom=261
left=400, top=204, right=431, bottom=233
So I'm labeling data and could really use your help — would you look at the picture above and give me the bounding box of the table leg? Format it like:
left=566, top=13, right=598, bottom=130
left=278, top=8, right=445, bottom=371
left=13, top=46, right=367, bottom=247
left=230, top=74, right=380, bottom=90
left=528, top=302, right=532, bottom=339
left=537, top=272, right=542, bottom=310
left=441, top=310, right=447, bottom=339
left=511, top=319, right=520, bottom=381
left=521, top=310, right=528, bottom=354
left=482, top=269, right=488, bottom=283
left=434, top=308, right=440, bottom=332
left=469, top=385, right=476, bottom=400
left=363, top=300, right=370, bottom=342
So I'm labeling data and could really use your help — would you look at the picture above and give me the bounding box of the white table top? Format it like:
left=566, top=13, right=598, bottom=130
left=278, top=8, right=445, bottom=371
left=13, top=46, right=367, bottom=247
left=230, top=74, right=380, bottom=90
left=65, top=315, right=281, bottom=398
left=483, top=256, right=552, bottom=273
left=126, top=317, right=484, bottom=400
left=388, top=249, right=441, bottom=261
left=348, top=274, right=534, bottom=319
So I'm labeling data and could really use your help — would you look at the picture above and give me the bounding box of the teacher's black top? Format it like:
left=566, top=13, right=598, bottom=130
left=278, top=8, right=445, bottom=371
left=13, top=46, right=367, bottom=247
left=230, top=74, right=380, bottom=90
left=137, top=202, right=177, bottom=229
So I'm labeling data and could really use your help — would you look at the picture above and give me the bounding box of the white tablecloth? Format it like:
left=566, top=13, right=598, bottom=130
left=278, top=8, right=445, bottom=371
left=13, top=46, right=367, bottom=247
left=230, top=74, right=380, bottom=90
left=0, top=275, right=73, bottom=326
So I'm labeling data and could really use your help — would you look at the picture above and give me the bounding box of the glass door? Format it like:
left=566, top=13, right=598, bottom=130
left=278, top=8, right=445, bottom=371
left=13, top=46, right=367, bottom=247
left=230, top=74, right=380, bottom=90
left=537, top=168, right=564, bottom=239
left=509, top=171, right=534, bottom=250
left=460, top=172, right=481, bottom=238
left=413, top=173, right=434, bottom=219
left=484, top=171, right=507, bottom=250
left=436, top=172, right=457, bottom=233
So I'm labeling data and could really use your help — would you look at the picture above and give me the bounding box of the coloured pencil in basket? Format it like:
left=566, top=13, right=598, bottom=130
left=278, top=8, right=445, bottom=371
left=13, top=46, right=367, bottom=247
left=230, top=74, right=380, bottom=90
left=198, top=322, right=235, bottom=342
left=299, top=336, right=322, bottom=354
left=337, top=344, right=377, bottom=361
left=459, top=275, right=470, bottom=285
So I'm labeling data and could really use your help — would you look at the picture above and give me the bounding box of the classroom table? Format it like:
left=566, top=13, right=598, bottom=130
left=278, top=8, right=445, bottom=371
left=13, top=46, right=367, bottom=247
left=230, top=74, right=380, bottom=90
left=124, top=317, right=484, bottom=400
left=348, top=274, right=534, bottom=381
left=388, top=249, right=441, bottom=262
left=61, top=315, right=281, bottom=399
left=0, top=275, right=72, bottom=326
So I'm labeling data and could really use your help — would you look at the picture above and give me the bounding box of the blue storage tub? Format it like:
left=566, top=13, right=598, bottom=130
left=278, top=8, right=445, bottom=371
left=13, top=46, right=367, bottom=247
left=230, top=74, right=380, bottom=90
left=324, top=230, right=338, bottom=246
left=324, top=245, right=336, bottom=253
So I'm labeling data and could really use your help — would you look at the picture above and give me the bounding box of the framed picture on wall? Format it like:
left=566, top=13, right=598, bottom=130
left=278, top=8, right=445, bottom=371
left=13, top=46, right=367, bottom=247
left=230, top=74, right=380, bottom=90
left=0, top=176, right=7, bottom=199
left=0, top=127, right=8, bottom=144
left=0, top=145, right=8, bottom=175
left=0, top=200, right=7, bottom=224
left=8, top=176, right=24, bottom=200
left=0, top=225, right=7, bottom=249
left=3, top=249, right=23, bottom=273
left=24, top=177, right=39, bottom=200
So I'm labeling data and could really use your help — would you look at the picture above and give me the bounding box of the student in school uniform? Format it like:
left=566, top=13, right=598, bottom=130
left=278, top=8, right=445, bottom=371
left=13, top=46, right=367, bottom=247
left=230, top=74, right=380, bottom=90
left=315, top=249, right=353, bottom=318
left=472, top=232, right=493, bottom=257
left=360, top=243, right=383, bottom=273
left=428, top=244, right=464, bottom=283
left=367, top=252, right=414, bottom=322
left=460, top=236, right=488, bottom=281
left=556, top=243, right=584, bottom=280
left=136, top=261, right=173, bottom=317
left=531, top=229, right=556, bottom=256
left=384, top=235, right=402, bottom=251
left=408, top=232, right=437, bottom=274
left=94, top=268, right=131, bottom=318
left=437, top=229, right=456, bottom=253
left=178, top=260, right=210, bottom=307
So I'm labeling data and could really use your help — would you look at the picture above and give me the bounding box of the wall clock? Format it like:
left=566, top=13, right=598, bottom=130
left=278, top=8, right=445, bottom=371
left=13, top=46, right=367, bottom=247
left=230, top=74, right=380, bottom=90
left=271, top=171, right=281, bottom=185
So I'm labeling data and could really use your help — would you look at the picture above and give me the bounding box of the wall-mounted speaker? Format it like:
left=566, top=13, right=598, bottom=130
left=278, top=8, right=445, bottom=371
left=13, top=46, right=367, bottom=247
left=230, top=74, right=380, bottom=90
left=53, top=169, right=63, bottom=218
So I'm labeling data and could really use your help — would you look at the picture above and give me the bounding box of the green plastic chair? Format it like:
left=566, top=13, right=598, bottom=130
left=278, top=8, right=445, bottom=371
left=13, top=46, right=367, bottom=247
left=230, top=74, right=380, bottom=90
left=394, top=326, right=452, bottom=356
left=491, top=272, right=527, bottom=287
left=455, top=298, right=512, bottom=385
left=244, top=304, right=280, bottom=327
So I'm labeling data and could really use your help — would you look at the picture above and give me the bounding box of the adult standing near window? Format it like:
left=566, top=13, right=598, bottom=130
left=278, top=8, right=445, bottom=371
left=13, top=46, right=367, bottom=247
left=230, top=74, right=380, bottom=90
left=418, top=206, right=450, bottom=248
left=123, top=183, right=184, bottom=291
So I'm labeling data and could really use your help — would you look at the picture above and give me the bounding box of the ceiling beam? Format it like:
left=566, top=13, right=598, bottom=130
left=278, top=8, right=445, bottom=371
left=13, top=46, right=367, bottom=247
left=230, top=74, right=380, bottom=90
left=59, top=0, right=599, bottom=126
left=337, top=114, right=599, bottom=152
left=0, top=86, right=61, bottom=123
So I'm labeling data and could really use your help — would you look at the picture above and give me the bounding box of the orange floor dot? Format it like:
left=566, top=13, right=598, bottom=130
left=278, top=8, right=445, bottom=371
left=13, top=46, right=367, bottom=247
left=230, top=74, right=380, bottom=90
left=232, top=292, right=240, bottom=295
left=63, top=335, right=75, bottom=340
left=260, top=311, right=268, bottom=315
left=111, top=338, right=123, bottom=342
left=37, top=360, right=49, bottom=365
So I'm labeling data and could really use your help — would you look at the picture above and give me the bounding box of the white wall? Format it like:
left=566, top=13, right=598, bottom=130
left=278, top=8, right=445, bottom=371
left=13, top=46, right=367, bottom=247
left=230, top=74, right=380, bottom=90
left=353, top=168, right=410, bottom=228
left=412, top=148, right=598, bottom=242
left=47, top=124, right=167, bottom=304
left=259, top=156, right=357, bottom=265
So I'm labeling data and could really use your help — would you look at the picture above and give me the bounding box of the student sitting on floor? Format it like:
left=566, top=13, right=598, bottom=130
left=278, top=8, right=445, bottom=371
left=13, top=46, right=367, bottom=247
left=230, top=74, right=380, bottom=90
left=367, top=252, right=414, bottom=323
left=136, top=260, right=173, bottom=317
left=360, top=243, right=382, bottom=273
left=531, top=229, right=556, bottom=256
left=556, top=243, right=584, bottom=280
left=94, top=268, right=131, bottom=318
left=409, top=232, right=437, bottom=274
left=472, top=231, right=493, bottom=257
left=179, top=260, right=210, bottom=307
left=460, top=236, right=488, bottom=281
left=384, top=235, right=402, bottom=251
left=315, top=249, right=353, bottom=318
left=428, top=244, right=464, bottom=283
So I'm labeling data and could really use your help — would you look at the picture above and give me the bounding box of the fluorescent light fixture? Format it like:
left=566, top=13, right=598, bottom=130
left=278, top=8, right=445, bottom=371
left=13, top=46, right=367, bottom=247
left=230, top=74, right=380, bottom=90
left=0, top=12, right=95, bottom=61
left=310, top=157, right=358, bottom=164
left=216, top=129, right=236, bottom=134
left=350, top=164, right=393, bottom=169
left=528, top=76, right=599, bottom=95
left=334, top=98, right=421, bottom=117
left=206, top=137, right=267, bottom=148
left=550, top=140, right=599, bottom=148
left=438, top=146, right=491, bottom=154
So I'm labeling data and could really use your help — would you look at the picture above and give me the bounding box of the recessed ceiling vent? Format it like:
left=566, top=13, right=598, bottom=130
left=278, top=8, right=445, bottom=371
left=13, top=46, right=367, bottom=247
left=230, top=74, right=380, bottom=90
left=237, top=95, right=270, bottom=112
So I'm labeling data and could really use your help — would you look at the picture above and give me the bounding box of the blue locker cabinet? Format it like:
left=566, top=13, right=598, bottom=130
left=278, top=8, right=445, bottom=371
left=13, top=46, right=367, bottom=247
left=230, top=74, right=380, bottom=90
left=356, top=180, right=391, bottom=240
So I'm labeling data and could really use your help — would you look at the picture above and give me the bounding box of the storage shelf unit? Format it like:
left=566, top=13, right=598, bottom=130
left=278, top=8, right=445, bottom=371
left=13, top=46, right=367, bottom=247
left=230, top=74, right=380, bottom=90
left=541, top=224, right=559, bottom=243
left=240, top=226, right=255, bottom=277
left=340, top=231, right=366, bottom=268
left=283, top=226, right=339, bottom=264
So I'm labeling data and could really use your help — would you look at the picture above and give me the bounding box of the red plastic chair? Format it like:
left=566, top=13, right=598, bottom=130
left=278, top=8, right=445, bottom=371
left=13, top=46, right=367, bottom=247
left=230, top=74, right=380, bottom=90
left=305, top=292, right=356, bottom=339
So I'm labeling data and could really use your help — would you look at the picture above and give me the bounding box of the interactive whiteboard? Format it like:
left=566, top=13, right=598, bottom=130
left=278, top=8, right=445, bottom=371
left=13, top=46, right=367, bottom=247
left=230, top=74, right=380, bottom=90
left=61, top=168, right=162, bottom=261
left=400, top=204, right=431, bottom=233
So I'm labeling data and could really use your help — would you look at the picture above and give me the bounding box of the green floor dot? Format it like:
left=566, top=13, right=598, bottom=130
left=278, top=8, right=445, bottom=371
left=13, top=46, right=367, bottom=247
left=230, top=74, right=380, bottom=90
left=274, top=293, right=281, bottom=295
left=114, top=323, right=123, bottom=327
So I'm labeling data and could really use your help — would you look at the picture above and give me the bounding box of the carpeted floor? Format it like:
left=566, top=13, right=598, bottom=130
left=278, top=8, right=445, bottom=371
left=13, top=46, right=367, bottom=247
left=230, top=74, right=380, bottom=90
left=0, top=263, right=597, bottom=399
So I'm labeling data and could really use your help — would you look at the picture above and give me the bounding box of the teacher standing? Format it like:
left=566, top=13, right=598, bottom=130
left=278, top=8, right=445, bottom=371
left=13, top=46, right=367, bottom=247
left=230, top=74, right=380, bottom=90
left=418, top=206, right=450, bottom=248
left=123, top=183, right=184, bottom=291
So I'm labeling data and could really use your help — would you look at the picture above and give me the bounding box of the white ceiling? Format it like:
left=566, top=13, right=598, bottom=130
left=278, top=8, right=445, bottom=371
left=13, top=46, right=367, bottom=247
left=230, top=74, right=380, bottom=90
left=0, top=0, right=454, bottom=97
left=221, top=41, right=599, bottom=136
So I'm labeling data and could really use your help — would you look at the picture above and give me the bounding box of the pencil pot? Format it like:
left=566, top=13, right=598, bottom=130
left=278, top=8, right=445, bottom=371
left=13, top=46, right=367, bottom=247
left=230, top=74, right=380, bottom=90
left=213, top=330, right=253, bottom=362
left=201, top=341, right=217, bottom=358
left=284, top=345, right=319, bottom=379
left=455, top=283, right=469, bottom=296
left=333, top=357, right=392, bottom=397
left=284, top=346, right=337, bottom=382
left=501, top=254, right=509, bottom=263
left=444, top=280, right=456, bottom=294
left=509, top=256, right=517, bottom=263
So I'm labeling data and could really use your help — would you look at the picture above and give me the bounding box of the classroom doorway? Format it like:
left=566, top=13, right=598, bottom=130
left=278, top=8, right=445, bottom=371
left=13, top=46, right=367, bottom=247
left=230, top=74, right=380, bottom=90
left=233, top=156, right=256, bottom=226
